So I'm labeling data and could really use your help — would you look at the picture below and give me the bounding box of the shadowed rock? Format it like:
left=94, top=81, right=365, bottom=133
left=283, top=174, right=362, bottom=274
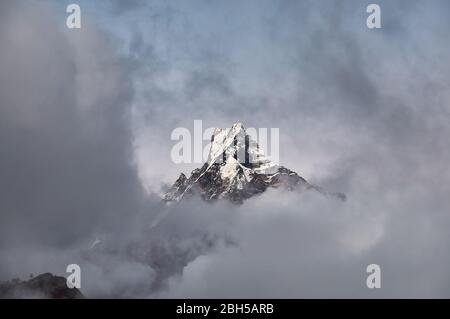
left=0, top=273, right=84, bottom=299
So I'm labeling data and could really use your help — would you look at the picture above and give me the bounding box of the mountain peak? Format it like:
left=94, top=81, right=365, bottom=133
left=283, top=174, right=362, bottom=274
left=208, top=123, right=275, bottom=172
left=164, top=123, right=345, bottom=204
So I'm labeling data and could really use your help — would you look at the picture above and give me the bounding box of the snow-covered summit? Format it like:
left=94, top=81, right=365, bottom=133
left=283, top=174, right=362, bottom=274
left=164, top=123, right=345, bottom=204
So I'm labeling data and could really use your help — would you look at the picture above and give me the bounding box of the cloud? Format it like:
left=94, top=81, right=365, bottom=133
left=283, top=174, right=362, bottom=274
left=1, top=0, right=450, bottom=298
left=129, top=0, right=450, bottom=298
left=0, top=0, right=151, bottom=287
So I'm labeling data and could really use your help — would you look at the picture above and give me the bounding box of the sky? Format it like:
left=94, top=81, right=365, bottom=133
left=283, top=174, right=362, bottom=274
left=1, top=0, right=450, bottom=298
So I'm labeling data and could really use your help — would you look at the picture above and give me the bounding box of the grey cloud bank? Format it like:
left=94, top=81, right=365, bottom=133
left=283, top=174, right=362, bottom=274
left=1, top=0, right=450, bottom=298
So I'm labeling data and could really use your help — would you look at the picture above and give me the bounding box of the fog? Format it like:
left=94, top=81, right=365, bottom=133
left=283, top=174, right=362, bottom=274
left=1, top=0, right=450, bottom=298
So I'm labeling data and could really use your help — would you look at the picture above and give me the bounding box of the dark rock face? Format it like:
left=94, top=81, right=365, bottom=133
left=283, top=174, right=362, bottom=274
left=165, top=163, right=315, bottom=204
left=164, top=123, right=345, bottom=204
left=0, top=273, right=84, bottom=299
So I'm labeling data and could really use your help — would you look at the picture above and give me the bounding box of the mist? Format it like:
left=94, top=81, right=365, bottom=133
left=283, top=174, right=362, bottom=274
left=1, top=0, right=450, bottom=298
